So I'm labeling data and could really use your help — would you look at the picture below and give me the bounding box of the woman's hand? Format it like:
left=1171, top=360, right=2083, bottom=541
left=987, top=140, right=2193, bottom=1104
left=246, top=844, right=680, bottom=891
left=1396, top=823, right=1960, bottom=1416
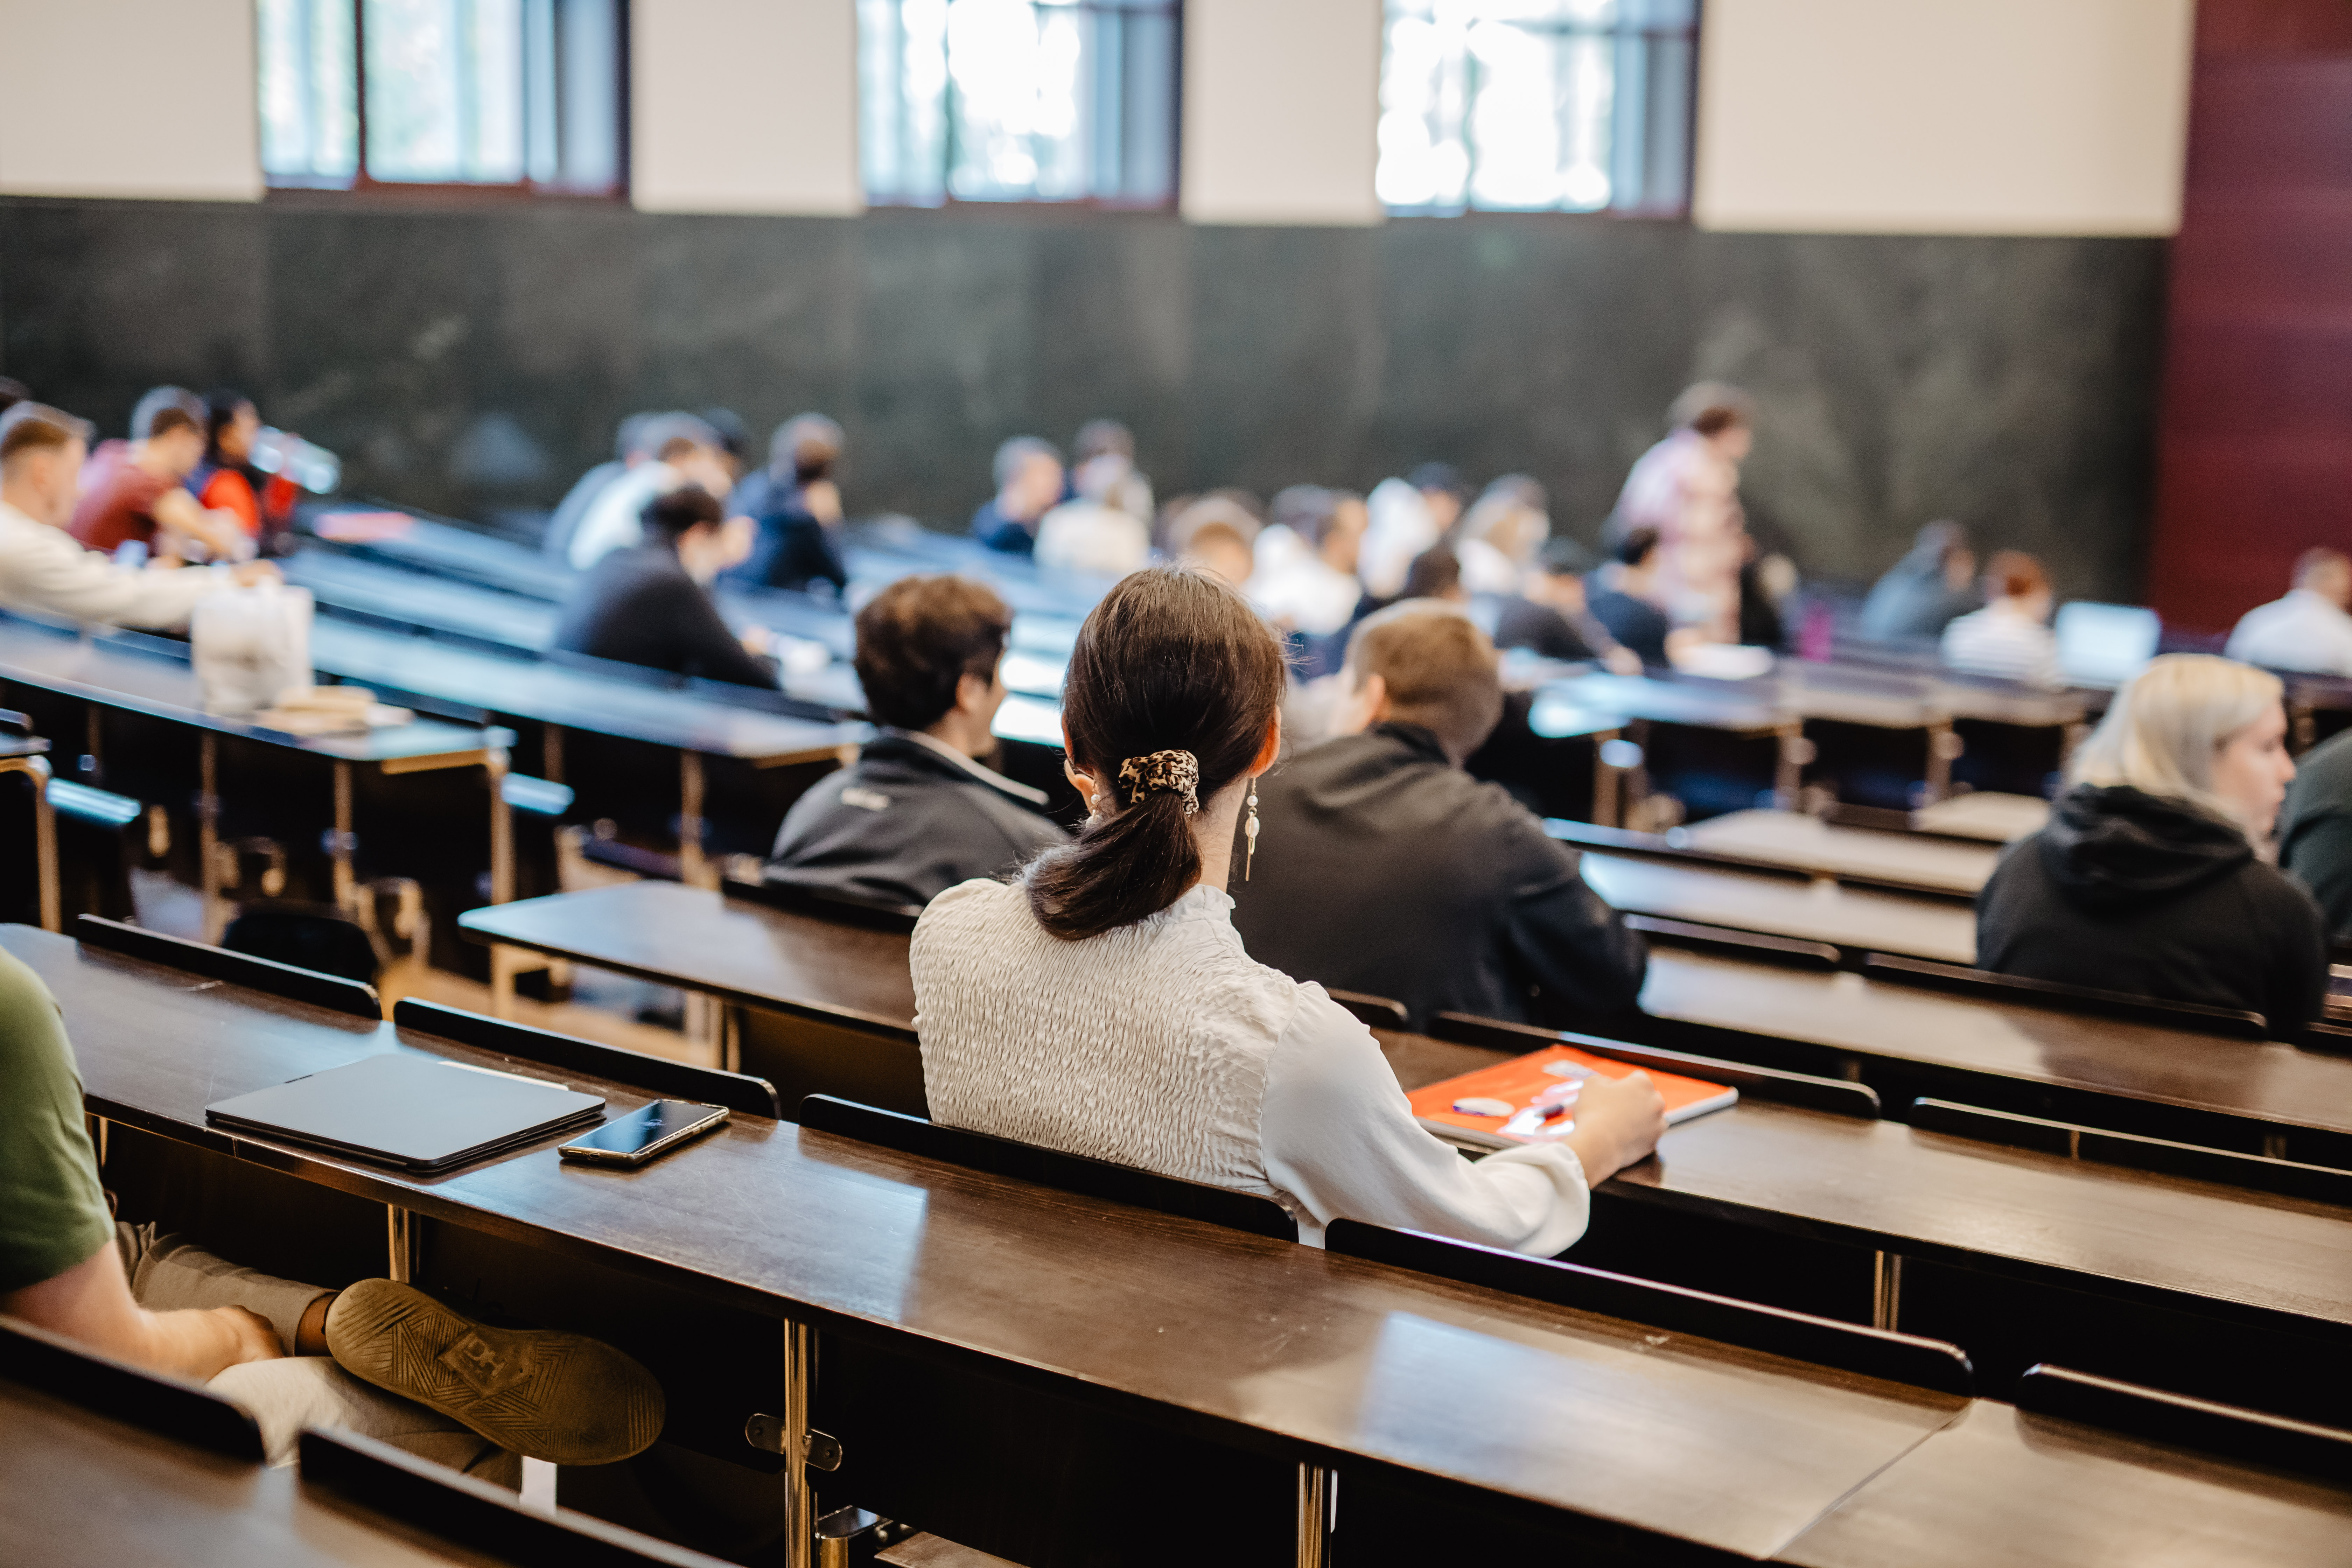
left=1563, top=1069, right=1668, bottom=1183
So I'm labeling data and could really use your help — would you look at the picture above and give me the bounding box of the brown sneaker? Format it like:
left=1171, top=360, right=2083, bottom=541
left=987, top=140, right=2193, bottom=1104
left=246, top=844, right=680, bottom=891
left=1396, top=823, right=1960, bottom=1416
left=325, top=1279, right=664, bottom=1466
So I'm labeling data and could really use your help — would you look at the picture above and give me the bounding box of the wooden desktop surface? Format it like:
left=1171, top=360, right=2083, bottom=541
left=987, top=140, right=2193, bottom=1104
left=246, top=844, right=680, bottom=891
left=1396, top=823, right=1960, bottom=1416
left=309, top=620, right=863, bottom=764
left=1542, top=673, right=1788, bottom=735
left=4, top=924, right=1970, bottom=1558
left=1639, top=950, right=2352, bottom=1144
left=1909, top=792, right=2050, bottom=842
left=1578, top=852, right=1981, bottom=964
left=0, top=1378, right=482, bottom=1568
left=1773, top=1398, right=2352, bottom=1567
left=0, top=615, right=504, bottom=765
left=458, top=883, right=916, bottom=1037
left=1673, top=810, right=1998, bottom=896
left=1612, top=1095, right=2352, bottom=1340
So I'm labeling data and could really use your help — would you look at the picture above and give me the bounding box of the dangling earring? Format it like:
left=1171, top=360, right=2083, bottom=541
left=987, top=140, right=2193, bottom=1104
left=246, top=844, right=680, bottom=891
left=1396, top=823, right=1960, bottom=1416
left=1244, top=780, right=1260, bottom=881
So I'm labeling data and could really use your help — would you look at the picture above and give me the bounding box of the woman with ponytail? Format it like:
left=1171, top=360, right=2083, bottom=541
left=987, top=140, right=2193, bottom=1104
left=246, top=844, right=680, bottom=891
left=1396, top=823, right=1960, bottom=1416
left=911, top=566, right=1664, bottom=1251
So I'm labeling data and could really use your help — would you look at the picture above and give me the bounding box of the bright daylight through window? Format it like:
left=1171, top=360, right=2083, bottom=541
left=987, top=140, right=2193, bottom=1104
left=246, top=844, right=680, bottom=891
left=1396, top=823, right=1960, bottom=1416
left=1378, top=0, right=1696, bottom=215
left=859, top=0, right=1180, bottom=206
left=258, top=0, right=622, bottom=194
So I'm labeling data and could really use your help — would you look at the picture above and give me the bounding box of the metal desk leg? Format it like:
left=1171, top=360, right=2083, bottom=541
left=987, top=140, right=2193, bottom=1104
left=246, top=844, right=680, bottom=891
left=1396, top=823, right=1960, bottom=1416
left=388, top=1207, right=423, bottom=1283
left=1296, top=1463, right=1333, bottom=1568
left=486, top=748, right=513, bottom=904
left=1871, top=1251, right=1903, bottom=1331
left=1775, top=724, right=1812, bottom=811
left=782, top=1319, right=818, bottom=1568
left=679, top=751, right=714, bottom=890
left=0, top=755, right=58, bottom=931
left=1925, top=722, right=1961, bottom=805
left=199, top=734, right=224, bottom=944
left=331, top=761, right=357, bottom=915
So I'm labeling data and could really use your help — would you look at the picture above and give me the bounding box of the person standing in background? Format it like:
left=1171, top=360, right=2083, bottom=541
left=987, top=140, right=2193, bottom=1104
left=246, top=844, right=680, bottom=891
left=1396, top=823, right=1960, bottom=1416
left=1610, top=383, right=1754, bottom=643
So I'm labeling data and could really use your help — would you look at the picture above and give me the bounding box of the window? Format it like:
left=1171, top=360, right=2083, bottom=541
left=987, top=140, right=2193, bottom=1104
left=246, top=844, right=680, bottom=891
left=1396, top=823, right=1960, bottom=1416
left=1377, top=0, right=1696, bottom=215
left=258, top=0, right=623, bottom=194
left=859, top=0, right=1180, bottom=207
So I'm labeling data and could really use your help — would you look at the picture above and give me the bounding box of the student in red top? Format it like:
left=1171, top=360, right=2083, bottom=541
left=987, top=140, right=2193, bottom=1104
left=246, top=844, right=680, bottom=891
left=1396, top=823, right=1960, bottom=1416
left=69, top=387, right=251, bottom=563
left=194, top=389, right=298, bottom=545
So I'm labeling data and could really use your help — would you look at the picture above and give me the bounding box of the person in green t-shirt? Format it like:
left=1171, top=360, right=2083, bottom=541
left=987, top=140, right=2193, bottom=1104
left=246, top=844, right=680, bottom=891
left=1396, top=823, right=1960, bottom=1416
left=0, top=947, right=662, bottom=1475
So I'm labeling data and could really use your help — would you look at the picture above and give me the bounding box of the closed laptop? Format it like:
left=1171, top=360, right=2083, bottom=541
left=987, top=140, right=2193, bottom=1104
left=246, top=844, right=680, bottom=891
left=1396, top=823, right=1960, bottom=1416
left=205, top=1052, right=606, bottom=1173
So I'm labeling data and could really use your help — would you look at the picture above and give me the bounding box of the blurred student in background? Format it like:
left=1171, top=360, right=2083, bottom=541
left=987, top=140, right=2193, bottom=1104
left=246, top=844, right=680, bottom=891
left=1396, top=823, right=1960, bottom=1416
left=768, top=575, right=1064, bottom=910
left=553, top=486, right=769, bottom=687
left=1251, top=485, right=1367, bottom=635
left=1360, top=463, right=1469, bottom=600
left=1861, top=520, right=1979, bottom=641
left=545, top=412, right=654, bottom=562
left=1454, top=475, right=1549, bottom=596
left=0, top=404, right=275, bottom=628
left=1034, top=422, right=1151, bottom=576
left=1584, top=527, right=1676, bottom=668
left=731, top=413, right=849, bottom=596
left=1069, top=419, right=1152, bottom=521
left=1940, top=550, right=2060, bottom=688
left=70, top=387, right=252, bottom=564
left=2225, top=548, right=2352, bottom=677
left=1234, top=601, right=1646, bottom=1033
left=1611, top=382, right=1753, bottom=642
left=565, top=413, right=735, bottom=571
left=972, top=436, right=1065, bottom=557
left=1166, top=495, right=1259, bottom=589
left=1976, top=655, right=2322, bottom=1029
left=195, top=390, right=299, bottom=551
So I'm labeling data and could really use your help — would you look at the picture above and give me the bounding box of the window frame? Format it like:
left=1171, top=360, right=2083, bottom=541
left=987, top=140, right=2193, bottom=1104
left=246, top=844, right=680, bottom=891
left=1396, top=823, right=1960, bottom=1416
left=259, top=0, right=631, bottom=203
left=1376, top=0, right=1701, bottom=222
left=858, top=0, right=1185, bottom=213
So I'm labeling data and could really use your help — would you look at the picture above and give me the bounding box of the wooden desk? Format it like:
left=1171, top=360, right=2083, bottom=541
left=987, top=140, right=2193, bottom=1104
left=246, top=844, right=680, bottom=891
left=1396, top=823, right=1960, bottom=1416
left=1672, top=809, right=1997, bottom=897
left=0, top=733, right=56, bottom=929
left=0, top=1378, right=475, bottom=1568
left=0, top=614, right=511, bottom=940
left=1634, top=949, right=2352, bottom=1167
left=1774, top=1399, right=2352, bottom=1567
left=1909, top=792, right=2049, bottom=842
left=7, top=923, right=1975, bottom=1565
left=1578, top=850, right=1980, bottom=964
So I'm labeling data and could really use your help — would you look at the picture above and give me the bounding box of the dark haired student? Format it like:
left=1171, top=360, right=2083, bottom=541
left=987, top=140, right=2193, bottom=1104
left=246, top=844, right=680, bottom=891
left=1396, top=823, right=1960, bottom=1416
left=911, top=566, right=1665, bottom=1251
left=1233, top=601, right=1646, bottom=1031
left=767, top=574, right=1065, bottom=908
left=552, top=485, right=775, bottom=687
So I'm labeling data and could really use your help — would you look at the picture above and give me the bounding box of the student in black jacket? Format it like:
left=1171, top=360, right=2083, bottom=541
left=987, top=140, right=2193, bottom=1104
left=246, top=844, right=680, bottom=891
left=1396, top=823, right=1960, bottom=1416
left=1231, top=600, right=1647, bottom=1031
left=767, top=574, right=1066, bottom=909
left=1976, top=654, right=2323, bottom=1030
left=728, top=413, right=849, bottom=596
left=552, top=485, right=776, bottom=688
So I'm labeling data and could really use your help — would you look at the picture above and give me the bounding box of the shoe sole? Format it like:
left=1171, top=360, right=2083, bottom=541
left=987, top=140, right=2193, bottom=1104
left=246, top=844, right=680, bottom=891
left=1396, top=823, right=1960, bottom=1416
left=326, top=1279, right=665, bottom=1466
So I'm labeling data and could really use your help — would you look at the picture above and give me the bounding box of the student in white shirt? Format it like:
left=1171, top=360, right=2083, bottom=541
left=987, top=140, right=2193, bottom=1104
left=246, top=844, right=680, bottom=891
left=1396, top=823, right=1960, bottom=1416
left=1248, top=485, right=1367, bottom=636
left=565, top=416, right=736, bottom=572
left=911, top=565, right=1665, bottom=1251
left=2226, top=548, right=2352, bottom=677
left=1940, top=550, right=2063, bottom=689
left=0, top=404, right=275, bottom=628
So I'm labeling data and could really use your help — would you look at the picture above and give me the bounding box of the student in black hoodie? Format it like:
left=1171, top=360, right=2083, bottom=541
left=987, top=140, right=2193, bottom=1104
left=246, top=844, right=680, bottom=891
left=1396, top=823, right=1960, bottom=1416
left=1975, top=654, right=2324, bottom=1030
left=766, top=574, right=1066, bottom=909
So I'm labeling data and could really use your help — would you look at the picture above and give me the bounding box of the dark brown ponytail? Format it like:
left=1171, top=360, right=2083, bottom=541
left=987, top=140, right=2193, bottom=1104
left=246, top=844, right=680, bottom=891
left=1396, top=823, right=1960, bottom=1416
left=1024, top=566, right=1288, bottom=940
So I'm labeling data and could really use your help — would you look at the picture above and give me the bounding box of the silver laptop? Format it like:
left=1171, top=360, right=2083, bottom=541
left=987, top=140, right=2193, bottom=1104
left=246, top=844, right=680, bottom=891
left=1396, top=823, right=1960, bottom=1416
left=2055, top=601, right=2161, bottom=689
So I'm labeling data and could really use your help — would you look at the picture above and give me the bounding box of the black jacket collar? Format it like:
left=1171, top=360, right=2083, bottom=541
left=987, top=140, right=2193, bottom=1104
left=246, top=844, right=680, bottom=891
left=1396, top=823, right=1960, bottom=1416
left=1365, top=721, right=1452, bottom=767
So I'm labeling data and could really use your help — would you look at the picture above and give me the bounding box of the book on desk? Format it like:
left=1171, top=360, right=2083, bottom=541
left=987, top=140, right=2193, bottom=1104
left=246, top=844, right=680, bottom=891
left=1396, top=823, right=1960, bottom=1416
left=1410, top=1044, right=1737, bottom=1153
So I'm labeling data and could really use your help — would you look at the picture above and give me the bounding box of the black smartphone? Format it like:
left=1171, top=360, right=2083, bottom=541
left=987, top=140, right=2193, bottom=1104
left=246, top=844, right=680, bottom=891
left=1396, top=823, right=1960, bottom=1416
left=559, top=1100, right=729, bottom=1166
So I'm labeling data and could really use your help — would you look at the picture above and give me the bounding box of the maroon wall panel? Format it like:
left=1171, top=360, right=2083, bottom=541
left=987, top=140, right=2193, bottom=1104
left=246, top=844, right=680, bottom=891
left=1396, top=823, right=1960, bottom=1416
left=2146, top=2, right=2352, bottom=631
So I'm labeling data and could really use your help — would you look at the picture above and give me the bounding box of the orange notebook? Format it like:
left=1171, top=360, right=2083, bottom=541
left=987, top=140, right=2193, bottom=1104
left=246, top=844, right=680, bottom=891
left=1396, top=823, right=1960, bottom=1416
left=1409, top=1045, right=1738, bottom=1152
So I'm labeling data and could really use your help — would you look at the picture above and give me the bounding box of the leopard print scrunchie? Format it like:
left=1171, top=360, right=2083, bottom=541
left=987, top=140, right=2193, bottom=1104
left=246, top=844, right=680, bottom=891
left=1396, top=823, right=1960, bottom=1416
left=1117, top=749, right=1200, bottom=815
